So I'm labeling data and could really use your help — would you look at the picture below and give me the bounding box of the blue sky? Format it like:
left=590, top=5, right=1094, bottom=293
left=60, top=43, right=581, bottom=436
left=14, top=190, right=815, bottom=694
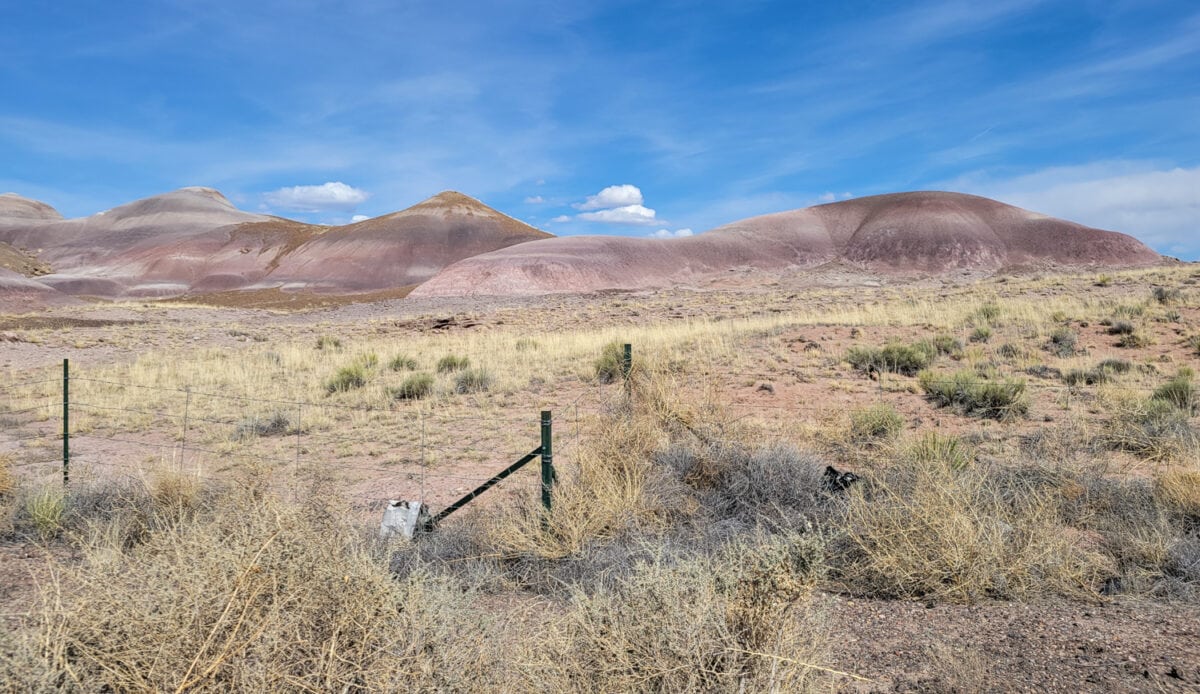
left=1, top=0, right=1197, bottom=258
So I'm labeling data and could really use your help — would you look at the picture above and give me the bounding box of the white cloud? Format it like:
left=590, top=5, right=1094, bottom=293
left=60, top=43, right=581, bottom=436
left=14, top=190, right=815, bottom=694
left=351, top=214, right=370, bottom=222
left=550, top=215, right=571, bottom=223
left=524, top=195, right=545, bottom=204
left=650, top=228, right=694, bottom=238
left=577, top=204, right=659, bottom=226
left=576, top=184, right=644, bottom=210
left=263, top=181, right=370, bottom=212
left=944, top=162, right=1200, bottom=258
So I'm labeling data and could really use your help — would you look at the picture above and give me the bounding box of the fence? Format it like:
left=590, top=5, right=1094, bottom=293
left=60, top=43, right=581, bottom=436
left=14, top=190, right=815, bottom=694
left=0, top=348, right=638, bottom=523
left=0, top=343, right=1187, bottom=522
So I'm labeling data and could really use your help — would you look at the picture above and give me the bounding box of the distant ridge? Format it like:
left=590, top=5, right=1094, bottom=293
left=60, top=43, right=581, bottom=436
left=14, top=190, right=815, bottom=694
left=0, top=188, right=1162, bottom=304
left=411, top=191, right=1162, bottom=297
left=0, top=188, right=552, bottom=300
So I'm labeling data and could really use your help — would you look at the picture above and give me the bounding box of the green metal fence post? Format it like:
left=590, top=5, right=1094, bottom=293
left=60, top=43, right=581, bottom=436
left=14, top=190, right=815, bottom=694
left=622, top=343, right=632, bottom=394
left=62, top=358, right=69, bottom=487
left=540, top=410, right=554, bottom=513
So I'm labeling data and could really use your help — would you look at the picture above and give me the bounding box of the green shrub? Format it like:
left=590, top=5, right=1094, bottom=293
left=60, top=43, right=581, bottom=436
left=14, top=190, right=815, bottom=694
left=906, top=432, right=975, bottom=470
left=1046, top=327, right=1077, bottom=357
left=974, top=302, right=1001, bottom=324
left=315, top=335, right=342, bottom=351
left=388, top=354, right=418, bottom=371
left=593, top=341, right=629, bottom=384
left=1153, top=373, right=1197, bottom=414
left=932, top=334, right=962, bottom=355
left=1116, top=332, right=1150, bottom=349
left=25, top=486, right=66, bottom=540
left=1063, top=359, right=1132, bottom=386
left=918, top=370, right=1028, bottom=419
left=969, top=326, right=992, bottom=344
left=454, top=367, right=492, bottom=394
left=436, top=354, right=470, bottom=373
left=325, top=363, right=368, bottom=394
left=1189, top=335, right=1200, bottom=356
left=846, top=340, right=937, bottom=376
left=1094, top=275, right=1112, bottom=287
left=355, top=352, right=379, bottom=369
left=391, top=372, right=434, bottom=400
left=849, top=403, right=904, bottom=441
left=1113, top=303, right=1145, bottom=318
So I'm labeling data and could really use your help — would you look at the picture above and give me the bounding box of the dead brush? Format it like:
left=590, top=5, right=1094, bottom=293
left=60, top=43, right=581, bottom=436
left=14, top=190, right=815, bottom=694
left=1155, top=469, right=1200, bottom=518
left=838, top=439, right=1109, bottom=603
left=12, top=484, right=507, bottom=692
left=0, top=452, right=14, bottom=498
left=539, top=532, right=832, bottom=692
left=481, top=365, right=719, bottom=560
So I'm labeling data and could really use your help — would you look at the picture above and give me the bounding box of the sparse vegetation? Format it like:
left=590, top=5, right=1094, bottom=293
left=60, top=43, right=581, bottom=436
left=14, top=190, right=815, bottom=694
left=918, top=370, right=1028, bottom=419
left=388, top=354, right=418, bottom=371
left=932, top=334, right=961, bottom=355
left=391, top=372, right=434, bottom=400
left=1046, top=327, right=1077, bottom=357
left=1152, top=286, right=1183, bottom=305
left=234, top=410, right=292, bottom=439
left=436, top=354, right=470, bottom=373
left=1116, top=330, right=1151, bottom=348
left=970, top=325, right=992, bottom=343
left=846, top=340, right=937, bottom=376
left=593, top=340, right=630, bottom=383
left=1107, top=320, right=1135, bottom=335
left=325, top=362, right=368, bottom=394
left=1063, top=358, right=1132, bottom=386
left=454, top=367, right=492, bottom=394
left=840, top=453, right=1107, bottom=603
left=3, top=264, right=1198, bottom=689
left=315, top=334, right=342, bottom=351
left=849, top=403, right=904, bottom=442
left=1152, top=370, right=1197, bottom=414
left=24, top=485, right=66, bottom=540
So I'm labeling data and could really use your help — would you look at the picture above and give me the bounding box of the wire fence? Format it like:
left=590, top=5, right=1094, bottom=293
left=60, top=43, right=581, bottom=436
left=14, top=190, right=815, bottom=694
left=0, top=346, right=1189, bottom=518
left=0, top=358, right=632, bottom=519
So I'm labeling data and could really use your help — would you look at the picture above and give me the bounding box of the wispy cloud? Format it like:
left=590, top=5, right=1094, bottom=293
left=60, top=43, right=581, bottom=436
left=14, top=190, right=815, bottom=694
left=943, top=161, right=1200, bottom=257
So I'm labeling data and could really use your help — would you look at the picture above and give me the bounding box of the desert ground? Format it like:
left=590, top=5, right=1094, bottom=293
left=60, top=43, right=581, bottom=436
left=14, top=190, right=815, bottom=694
left=1, top=263, right=1199, bottom=692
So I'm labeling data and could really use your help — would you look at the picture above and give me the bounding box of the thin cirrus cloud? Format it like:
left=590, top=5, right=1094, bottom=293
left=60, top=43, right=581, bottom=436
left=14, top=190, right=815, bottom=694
left=263, top=182, right=370, bottom=213
left=943, top=162, right=1200, bottom=258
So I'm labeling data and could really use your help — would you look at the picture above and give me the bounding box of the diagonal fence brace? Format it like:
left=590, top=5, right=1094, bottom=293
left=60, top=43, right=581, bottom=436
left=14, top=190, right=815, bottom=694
left=427, top=446, right=543, bottom=528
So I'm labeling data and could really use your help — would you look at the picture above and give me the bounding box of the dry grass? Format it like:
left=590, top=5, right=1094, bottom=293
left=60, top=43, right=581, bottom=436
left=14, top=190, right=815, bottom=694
left=3, top=263, right=1199, bottom=689
left=1156, top=469, right=1200, bottom=517
left=839, top=440, right=1110, bottom=603
left=4, top=481, right=507, bottom=692
left=0, top=453, right=14, bottom=498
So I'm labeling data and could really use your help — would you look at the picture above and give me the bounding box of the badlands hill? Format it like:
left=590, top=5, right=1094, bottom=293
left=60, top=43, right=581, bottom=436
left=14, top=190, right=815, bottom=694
left=411, top=192, right=1162, bottom=297
left=0, top=189, right=550, bottom=299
